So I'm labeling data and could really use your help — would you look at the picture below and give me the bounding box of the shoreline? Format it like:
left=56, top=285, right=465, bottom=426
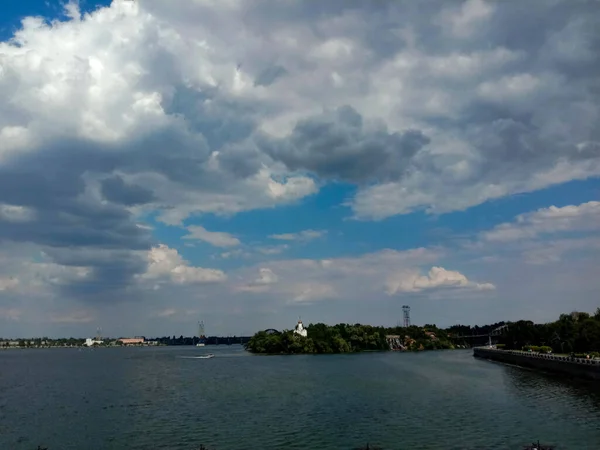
left=245, top=347, right=462, bottom=356
left=473, top=347, right=600, bottom=380
left=0, top=344, right=167, bottom=350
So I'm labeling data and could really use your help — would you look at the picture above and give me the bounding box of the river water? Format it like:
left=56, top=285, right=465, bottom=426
left=1, top=346, right=599, bottom=450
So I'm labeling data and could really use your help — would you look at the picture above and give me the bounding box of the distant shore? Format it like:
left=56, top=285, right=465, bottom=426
left=0, top=342, right=241, bottom=350
left=0, top=344, right=165, bottom=350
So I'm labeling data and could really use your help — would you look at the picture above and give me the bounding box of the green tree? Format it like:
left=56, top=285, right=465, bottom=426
left=497, top=308, right=600, bottom=353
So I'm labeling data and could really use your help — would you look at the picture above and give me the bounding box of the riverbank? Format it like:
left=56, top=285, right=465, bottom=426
left=473, top=347, right=600, bottom=380
left=0, top=343, right=167, bottom=350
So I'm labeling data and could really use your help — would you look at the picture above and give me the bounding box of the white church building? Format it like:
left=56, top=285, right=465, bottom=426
left=293, top=318, right=307, bottom=337
left=84, top=338, right=104, bottom=347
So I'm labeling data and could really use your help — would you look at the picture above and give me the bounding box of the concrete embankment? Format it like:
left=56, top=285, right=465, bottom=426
left=473, top=348, right=600, bottom=380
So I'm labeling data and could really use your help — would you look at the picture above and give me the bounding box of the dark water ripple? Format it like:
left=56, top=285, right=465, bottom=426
left=1, top=347, right=600, bottom=449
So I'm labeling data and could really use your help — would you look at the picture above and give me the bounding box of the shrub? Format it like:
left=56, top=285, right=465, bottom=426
left=539, top=346, right=552, bottom=354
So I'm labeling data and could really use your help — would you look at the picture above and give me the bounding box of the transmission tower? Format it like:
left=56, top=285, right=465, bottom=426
left=402, top=305, right=411, bottom=328
left=96, top=327, right=102, bottom=340
left=198, top=321, right=206, bottom=339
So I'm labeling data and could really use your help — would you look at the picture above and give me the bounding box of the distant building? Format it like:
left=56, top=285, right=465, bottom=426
left=293, top=318, right=307, bottom=337
left=85, top=338, right=104, bottom=347
left=119, top=338, right=145, bottom=345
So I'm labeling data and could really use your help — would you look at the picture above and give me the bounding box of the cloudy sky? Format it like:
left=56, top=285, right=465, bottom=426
left=0, top=0, right=599, bottom=338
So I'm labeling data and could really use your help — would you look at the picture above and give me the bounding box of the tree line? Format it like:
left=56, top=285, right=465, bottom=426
left=496, top=309, right=600, bottom=355
left=245, top=308, right=600, bottom=355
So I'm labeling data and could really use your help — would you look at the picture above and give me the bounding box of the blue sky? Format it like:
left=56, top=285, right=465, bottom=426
left=0, top=0, right=111, bottom=40
left=169, top=178, right=600, bottom=269
left=0, top=0, right=599, bottom=337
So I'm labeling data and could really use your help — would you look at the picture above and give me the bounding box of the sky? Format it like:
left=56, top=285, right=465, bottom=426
left=0, top=0, right=599, bottom=338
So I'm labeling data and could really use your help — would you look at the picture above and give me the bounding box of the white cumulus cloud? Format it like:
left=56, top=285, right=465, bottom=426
left=0, top=204, right=35, bottom=223
left=255, top=268, right=278, bottom=285
left=0, top=276, right=19, bottom=291
left=483, top=201, right=600, bottom=242
left=269, top=229, right=326, bottom=242
left=184, top=226, right=241, bottom=248
left=141, top=244, right=226, bottom=285
left=386, top=266, right=494, bottom=295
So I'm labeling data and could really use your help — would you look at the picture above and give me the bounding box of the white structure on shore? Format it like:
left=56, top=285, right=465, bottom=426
left=294, top=317, right=307, bottom=337
left=85, top=338, right=103, bottom=347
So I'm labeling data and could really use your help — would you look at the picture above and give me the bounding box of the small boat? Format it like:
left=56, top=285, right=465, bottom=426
left=523, top=441, right=554, bottom=450
left=198, top=353, right=214, bottom=359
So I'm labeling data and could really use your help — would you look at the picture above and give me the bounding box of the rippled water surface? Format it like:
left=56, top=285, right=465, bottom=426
left=1, top=347, right=600, bottom=449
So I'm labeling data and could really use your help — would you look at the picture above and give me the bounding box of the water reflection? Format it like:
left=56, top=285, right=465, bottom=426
left=504, top=364, right=600, bottom=406
left=497, top=363, right=600, bottom=448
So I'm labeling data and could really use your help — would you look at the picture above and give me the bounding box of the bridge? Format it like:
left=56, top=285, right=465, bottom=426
left=450, top=324, right=508, bottom=338
left=448, top=325, right=508, bottom=347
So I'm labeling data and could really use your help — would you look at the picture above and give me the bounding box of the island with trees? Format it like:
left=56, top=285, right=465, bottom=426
left=244, top=322, right=454, bottom=354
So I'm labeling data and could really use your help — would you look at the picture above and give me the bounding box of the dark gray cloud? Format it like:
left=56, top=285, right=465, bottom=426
left=164, top=85, right=257, bottom=152
left=0, top=175, right=153, bottom=301
left=254, top=65, right=287, bottom=87
left=41, top=246, right=149, bottom=298
left=260, top=106, right=430, bottom=182
left=101, top=175, right=156, bottom=206
left=0, top=136, right=155, bottom=299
